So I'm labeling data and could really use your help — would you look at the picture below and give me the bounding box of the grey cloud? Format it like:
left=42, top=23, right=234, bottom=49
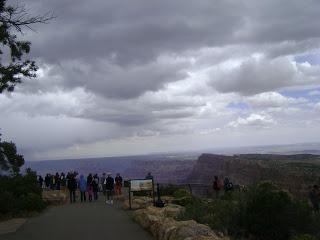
left=152, top=109, right=196, bottom=119
left=26, top=0, right=245, bottom=64
left=211, top=58, right=295, bottom=95
left=210, top=57, right=320, bottom=95
left=19, top=0, right=320, bottom=99
left=24, top=0, right=320, bottom=64
left=19, top=57, right=189, bottom=99
left=265, top=40, right=320, bottom=59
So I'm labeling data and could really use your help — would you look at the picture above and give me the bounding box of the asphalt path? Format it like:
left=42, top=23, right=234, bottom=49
left=1, top=195, right=153, bottom=240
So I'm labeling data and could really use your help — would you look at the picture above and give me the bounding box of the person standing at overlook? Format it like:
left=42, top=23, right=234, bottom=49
left=105, top=173, right=114, bottom=204
left=55, top=172, right=61, bottom=190
left=100, top=173, right=106, bottom=196
left=145, top=172, right=153, bottom=180
left=213, top=176, right=221, bottom=198
left=115, top=173, right=123, bottom=195
left=79, top=175, right=87, bottom=202
left=45, top=174, right=50, bottom=190
left=87, top=173, right=93, bottom=202
left=93, top=174, right=99, bottom=200
left=38, top=175, right=44, bottom=188
left=67, top=173, right=77, bottom=203
left=60, top=172, right=66, bottom=190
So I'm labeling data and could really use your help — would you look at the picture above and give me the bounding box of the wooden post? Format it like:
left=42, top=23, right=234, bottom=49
left=152, top=179, right=155, bottom=206
left=188, top=184, right=192, bottom=195
left=129, top=180, right=132, bottom=210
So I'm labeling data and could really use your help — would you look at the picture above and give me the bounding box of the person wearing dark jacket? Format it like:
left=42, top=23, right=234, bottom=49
left=67, top=174, right=77, bottom=203
left=213, top=176, right=221, bottom=198
left=45, top=174, right=50, bottom=190
left=38, top=175, right=44, bottom=188
left=115, top=173, right=123, bottom=195
left=55, top=172, right=61, bottom=190
left=87, top=173, right=93, bottom=202
left=92, top=174, right=99, bottom=200
left=105, top=173, right=114, bottom=204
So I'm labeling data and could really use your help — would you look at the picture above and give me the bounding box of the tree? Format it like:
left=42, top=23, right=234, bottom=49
left=0, top=135, right=25, bottom=175
left=0, top=0, right=54, bottom=93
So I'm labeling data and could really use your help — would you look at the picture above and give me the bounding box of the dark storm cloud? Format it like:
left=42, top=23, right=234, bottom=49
left=18, top=57, right=190, bottom=99
left=6, top=0, right=314, bottom=102
left=19, top=0, right=320, bottom=99
left=25, top=0, right=320, bottom=63
left=26, top=0, right=245, bottom=64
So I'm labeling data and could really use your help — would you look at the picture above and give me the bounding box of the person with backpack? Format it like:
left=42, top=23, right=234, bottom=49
left=213, top=176, right=221, bottom=198
left=115, top=173, right=123, bottom=195
left=224, top=177, right=234, bottom=192
left=105, top=173, right=114, bottom=204
left=79, top=175, right=87, bottom=202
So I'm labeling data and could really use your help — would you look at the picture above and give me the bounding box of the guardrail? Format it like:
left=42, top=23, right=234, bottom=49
left=158, top=183, right=214, bottom=197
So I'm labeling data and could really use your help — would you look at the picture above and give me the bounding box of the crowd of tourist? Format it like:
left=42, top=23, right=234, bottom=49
left=37, top=172, right=123, bottom=204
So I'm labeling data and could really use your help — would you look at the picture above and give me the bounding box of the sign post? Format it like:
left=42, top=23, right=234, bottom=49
left=128, top=179, right=154, bottom=210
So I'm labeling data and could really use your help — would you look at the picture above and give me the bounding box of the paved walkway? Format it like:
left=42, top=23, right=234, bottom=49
left=1, top=196, right=153, bottom=240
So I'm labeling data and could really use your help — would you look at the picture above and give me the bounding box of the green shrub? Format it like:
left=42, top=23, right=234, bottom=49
left=159, top=184, right=180, bottom=196
left=181, top=182, right=317, bottom=240
left=308, top=214, right=320, bottom=239
left=173, top=188, right=191, bottom=198
left=291, top=234, right=317, bottom=240
left=180, top=197, right=207, bottom=222
left=172, top=196, right=194, bottom=206
left=20, top=193, right=46, bottom=211
left=240, top=183, right=293, bottom=240
left=0, top=191, right=16, bottom=214
left=180, top=197, right=240, bottom=235
left=0, top=168, right=46, bottom=216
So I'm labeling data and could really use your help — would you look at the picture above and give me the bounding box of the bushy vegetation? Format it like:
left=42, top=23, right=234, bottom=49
left=180, top=182, right=320, bottom=240
left=291, top=234, right=317, bottom=240
left=0, top=168, right=46, bottom=219
left=159, top=184, right=181, bottom=196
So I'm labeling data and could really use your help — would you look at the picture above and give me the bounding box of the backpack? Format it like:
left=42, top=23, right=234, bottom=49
left=227, top=182, right=233, bottom=191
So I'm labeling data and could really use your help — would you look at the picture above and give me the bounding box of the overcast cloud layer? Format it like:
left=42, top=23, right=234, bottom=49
left=1, top=0, right=320, bottom=160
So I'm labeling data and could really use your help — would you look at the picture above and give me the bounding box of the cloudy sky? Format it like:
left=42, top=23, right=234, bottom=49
left=1, top=0, right=320, bottom=160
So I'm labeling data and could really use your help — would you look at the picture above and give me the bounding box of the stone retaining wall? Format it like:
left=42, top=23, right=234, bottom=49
left=132, top=205, right=229, bottom=240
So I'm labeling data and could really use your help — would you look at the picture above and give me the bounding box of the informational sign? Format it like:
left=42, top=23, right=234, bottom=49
left=128, top=178, right=155, bottom=209
left=130, top=179, right=153, bottom=191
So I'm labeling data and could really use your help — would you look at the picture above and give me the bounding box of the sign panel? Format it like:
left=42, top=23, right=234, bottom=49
left=130, top=179, right=153, bottom=192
